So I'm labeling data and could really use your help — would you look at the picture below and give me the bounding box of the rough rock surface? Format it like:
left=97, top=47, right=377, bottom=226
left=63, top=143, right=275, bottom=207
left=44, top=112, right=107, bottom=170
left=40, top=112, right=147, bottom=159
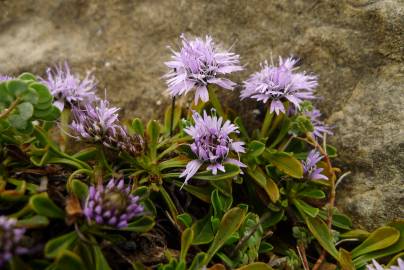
left=0, top=0, right=403, bottom=229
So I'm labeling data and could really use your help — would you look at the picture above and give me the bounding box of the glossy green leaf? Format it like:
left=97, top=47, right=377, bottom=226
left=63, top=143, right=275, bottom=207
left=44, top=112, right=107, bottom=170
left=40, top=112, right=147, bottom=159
left=124, top=215, right=155, bottom=232
left=298, top=188, right=326, bottom=199
left=18, top=72, right=37, bottom=81
left=234, top=117, right=249, bottom=139
left=211, top=189, right=232, bottom=218
left=131, top=118, right=144, bottom=135
left=318, top=209, right=352, bottom=230
left=8, top=114, right=27, bottom=130
left=54, top=250, right=85, bottom=270
left=351, top=226, right=400, bottom=258
left=7, top=80, right=28, bottom=97
left=177, top=213, right=193, bottom=228
left=204, top=207, right=248, bottom=264
left=210, top=179, right=232, bottom=197
left=340, top=229, right=370, bottom=240
left=247, top=168, right=279, bottom=203
left=173, top=180, right=213, bottom=203
left=180, top=227, right=194, bottom=261
left=189, top=252, right=207, bottom=270
left=45, top=231, right=78, bottom=258
left=248, top=140, right=266, bottom=157
left=16, top=215, right=49, bottom=228
left=192, top=214, right=214, bottom=245
left=338, top=248, right=355, bottom=270
left=71, top=179, right=89, bottom=200
left=30, top=193, right=65, bottom=219
left=294, top=199, right=319, bottom=218
left=259, top=241, right=274, bottom=253
left=304, top=216, right=339, bottom=260
left=93, top=245, right=112, bottom=270
left=193, top=163, right=240, bottom=181
left=353, top=222, right=404, bottom=268
left=72, top=147, right=97, bottom=161
left=263, top=150, right=303, bottom=179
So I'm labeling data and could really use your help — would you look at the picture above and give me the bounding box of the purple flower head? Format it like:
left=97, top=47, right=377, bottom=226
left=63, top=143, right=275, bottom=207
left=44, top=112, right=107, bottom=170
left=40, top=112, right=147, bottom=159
left=84, top=179, right=144, bottom=228
left=164, top=34, right=243, bottom=104
left=302, top=150, right=328, bottom=180
left=70, top=100, right=144, bottom=156
left=241, top=57, right=318, bottom=115
left=180, top=110, right=246, bottom=185
left=367, top=258, right=404, bottom=270
left=0, top=75, right=13, bottom=82
left=40, top=62, right=98, bottom=111
left=0, top=216, right=28, bottom=267
left=304, top=108, right=333, bottom=139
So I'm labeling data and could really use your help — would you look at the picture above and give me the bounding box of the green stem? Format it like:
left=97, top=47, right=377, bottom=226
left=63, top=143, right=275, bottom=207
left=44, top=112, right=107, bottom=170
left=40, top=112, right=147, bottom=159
left=207, top=85, right=225, bottom=118
left=59, top=108, right=70, bottom=152
left=260, top=108, right=274, bottom=138
left=170, top=97, right=176, bottom=136
left=97, top=145, right=112, bottom=173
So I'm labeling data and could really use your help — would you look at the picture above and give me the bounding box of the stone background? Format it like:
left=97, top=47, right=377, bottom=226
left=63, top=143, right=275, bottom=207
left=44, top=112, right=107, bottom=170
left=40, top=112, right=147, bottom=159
left=0, top=0, right=403, bottom=229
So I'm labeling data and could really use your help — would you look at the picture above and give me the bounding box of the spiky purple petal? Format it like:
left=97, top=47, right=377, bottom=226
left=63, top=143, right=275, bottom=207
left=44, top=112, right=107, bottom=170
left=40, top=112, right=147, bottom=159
left=164, top=34, right=243, bottom=104
left=181, top=111, right=245, bottom=184
left=0, top=216, right=27, bottom=267
left=241, top=57, right=317, bottom=114
left=302, top=150, right=328, bottom=180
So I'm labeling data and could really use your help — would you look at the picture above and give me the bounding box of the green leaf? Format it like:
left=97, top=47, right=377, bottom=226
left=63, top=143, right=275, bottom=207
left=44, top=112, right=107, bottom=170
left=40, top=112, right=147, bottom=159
left=268, top=117, right=290, bottom=148
left=351, top=226, right=400, bottom=258
left=18, top=72, right=37, bottom=81
left=71, top=179, right=89, bottom=200
left=204, top=207, right=248, bottom=264
left=54, top=250, right=85, bottom=270
left=29, top=193, right=65, bottom=219
left=298, top=188, right=326, bottom=199
left=164, top=103, right=181, bottom=134
left=92, top=245, right=112, bottom=270
left=340, top=229, right=370, bottom=240
left=16, top=215, right=49, bottom=228
left=188, top=252, right=207, bottom=270
left=72, top=147, right=97, bottom=161
left=259, top=241, right=274, bottom=253
left=248, top=140, right=266, bottom=157
left=7, top=80, right=28, bottom=97
left=8, top=114, right=27, bottom=130
left=263, top=150, right=303, bottom=178
left=294, top=199, right=319, bottom=218
left=177, top=213, right=193, bottom=228
left=326, top=145, right=337, bottom=158
left=338, top=249, right=355, bottom=270
left=304, top=216, right=339, bottom=260
left=131, top=118, right=144, bottom=135
left=261, top=210, right=284, bottom=229
left=210, top=179, right=232, bottom=197
left=247, top=167, right=279, bottom=203
left=124, top=216, right=155, bottom=232
left=29, top=82, right=52, bottom=104
left=21, top=88, right=39, bottom=104
left=192, top=214, right=214, bottom=245
left=172, top=180, right=213, bottom=203
left=17, top=102, right=34, bottom=120
left=211, top=189, right=233, bottom=218
left=234, top=116, right=250, bottom=139
left=193, top=163, right=240, bottom=181
left=318, top=209, right=352, bottom=230
left=353, top=221, right=404, bottom=268
left=236, top=262, right=274, bottom=270
left=45, top=231, right=78, bottom=258
left=180, top=227, right=194, bottom=261
left=147, top=120, right=160, bottom=160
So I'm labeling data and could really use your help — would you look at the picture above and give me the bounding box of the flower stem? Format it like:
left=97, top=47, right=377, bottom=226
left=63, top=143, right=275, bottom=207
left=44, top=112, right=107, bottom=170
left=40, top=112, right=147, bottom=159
left=170, top=96, right=176, bottom=137
left=260, top=108, right=274, bottom=138
left=59, top=108, right=70, bottom=152
left=207, top=85, right=225, bottom=118
left=0, top=97, right=20, bottom=120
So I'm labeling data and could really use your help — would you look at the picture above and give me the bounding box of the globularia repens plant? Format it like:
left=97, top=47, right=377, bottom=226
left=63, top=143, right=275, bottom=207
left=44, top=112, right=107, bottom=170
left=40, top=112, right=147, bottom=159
left=0, top=35, right=403, bottom=270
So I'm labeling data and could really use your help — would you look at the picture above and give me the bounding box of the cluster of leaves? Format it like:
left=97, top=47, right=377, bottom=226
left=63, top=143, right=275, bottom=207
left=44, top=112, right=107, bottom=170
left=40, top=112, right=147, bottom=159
left=0, top=74, right=403, bottom=270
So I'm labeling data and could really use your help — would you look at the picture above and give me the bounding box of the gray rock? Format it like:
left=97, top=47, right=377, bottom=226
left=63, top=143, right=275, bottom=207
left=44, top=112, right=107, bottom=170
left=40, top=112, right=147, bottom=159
left=0, top=0, right=403, bottom=229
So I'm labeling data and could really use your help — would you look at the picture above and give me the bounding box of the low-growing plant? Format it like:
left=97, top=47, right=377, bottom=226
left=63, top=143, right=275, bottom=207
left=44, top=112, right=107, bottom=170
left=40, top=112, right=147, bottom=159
left=0, top=35, right=403, bottom=270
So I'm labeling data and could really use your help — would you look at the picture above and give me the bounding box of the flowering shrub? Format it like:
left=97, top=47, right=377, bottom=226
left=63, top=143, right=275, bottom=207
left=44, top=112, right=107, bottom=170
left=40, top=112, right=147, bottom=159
left=0, top=35, right=403, bottom=270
